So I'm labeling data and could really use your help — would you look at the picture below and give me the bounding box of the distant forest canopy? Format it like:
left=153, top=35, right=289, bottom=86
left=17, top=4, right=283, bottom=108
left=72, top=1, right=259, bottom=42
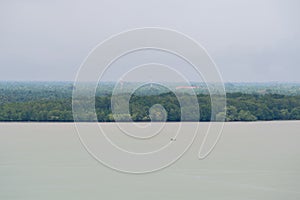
left=0, top=81, right=300, bottom=122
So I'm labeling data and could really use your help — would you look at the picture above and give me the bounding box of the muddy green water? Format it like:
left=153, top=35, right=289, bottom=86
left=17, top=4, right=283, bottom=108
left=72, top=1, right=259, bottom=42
left=0, top=122, right=299, bottom=200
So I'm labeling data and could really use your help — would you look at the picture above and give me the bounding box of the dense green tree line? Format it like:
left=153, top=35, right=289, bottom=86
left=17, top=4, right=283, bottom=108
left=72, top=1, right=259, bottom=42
left=1, top=91, right=300, bottom=122
left=0, top=99, right=73, bottom=121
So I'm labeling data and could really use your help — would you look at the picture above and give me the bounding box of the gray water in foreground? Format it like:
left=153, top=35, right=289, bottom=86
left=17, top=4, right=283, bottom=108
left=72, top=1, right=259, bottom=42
left=0, top=122, right=299, bottom=200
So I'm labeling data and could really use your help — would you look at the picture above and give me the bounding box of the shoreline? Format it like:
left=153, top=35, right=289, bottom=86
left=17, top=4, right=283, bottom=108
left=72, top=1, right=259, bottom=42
left=0, top=120, right=299, bottom=124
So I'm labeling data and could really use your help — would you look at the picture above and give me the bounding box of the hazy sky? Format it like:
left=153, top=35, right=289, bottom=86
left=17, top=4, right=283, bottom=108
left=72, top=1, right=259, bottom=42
left=0, top=0, right=299, bottom=82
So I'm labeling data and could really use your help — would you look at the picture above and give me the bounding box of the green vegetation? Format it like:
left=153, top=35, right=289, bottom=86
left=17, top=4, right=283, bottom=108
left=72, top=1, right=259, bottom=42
left=1, top=82, right=300, bottom=122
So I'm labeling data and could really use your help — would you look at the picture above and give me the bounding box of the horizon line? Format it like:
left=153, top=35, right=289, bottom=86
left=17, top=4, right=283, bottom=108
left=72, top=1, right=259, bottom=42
left=1, top=80, right=300, bottom=84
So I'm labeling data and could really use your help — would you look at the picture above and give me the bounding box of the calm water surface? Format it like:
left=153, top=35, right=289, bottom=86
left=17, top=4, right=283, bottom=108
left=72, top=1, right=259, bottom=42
left=0, top=122, right=299, bottom=200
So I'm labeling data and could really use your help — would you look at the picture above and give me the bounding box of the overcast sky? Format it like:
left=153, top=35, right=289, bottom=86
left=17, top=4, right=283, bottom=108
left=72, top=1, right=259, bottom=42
left=0, top=0, right=299, bottom=82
